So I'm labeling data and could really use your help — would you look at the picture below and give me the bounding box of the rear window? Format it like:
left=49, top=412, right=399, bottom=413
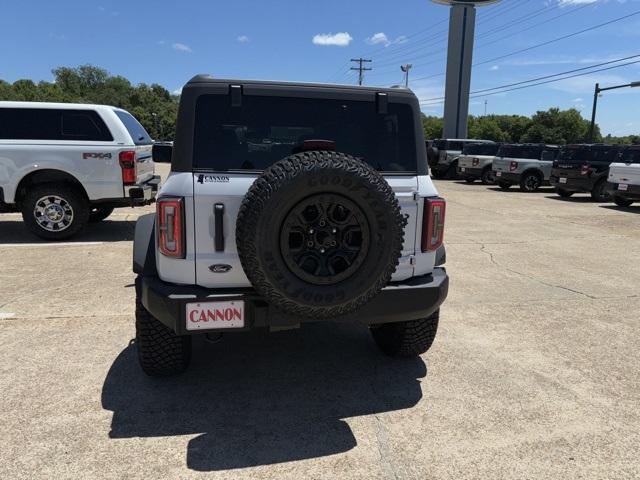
left=114, top=110, right=153, bottom=145
left=462, top=143, right=499, bottom=156
left=559, top=145, right=619, bottom=163
left=193, top=94, right=418, bottom=172
left=0, top=108, right=113, bottom=141
left=498, top=145, right=543, bottom=160
left=446, top=141, right=464, bottom=151
left=620, top=148, right=640, bottom=163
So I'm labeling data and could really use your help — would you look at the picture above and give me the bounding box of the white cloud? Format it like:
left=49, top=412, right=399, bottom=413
left=172, top=88, right=182, bottom=96
left=172, top=42, right=192, bottom=53
left=573, top=97, right=584, bottom=102
left=237, top=35, right=249, bottom=43
left=365, top=32, right=408, bottom=47
left=490, top=65, right=499, bottom=71
left=312, top=32, right=353, bottom=47
left=557, top=0, right=599, bottom=6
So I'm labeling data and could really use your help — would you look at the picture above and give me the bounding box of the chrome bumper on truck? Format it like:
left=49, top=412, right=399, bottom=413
left=136, top=269, right=449, bottom=335
left=125, top=175, right=161, bottom=205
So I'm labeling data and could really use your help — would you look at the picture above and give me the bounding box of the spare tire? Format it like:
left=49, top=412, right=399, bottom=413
left=236, top=151, right=406, bottom=319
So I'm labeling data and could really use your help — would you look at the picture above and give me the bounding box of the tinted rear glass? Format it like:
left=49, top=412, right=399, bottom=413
left=434, top=140, right=447, bottom=149
left=462, top=143, right=499, bottom=156
left=559, top=145, right=619, bottom=163
left=446, top=141, right=464, bottom=151
left=621, top=149, right=640, bottom=163
left=498, top=145, right=543, bottom=160
left=193, top=94, right=417, bottom=172
left=0, top=108, right=113, bottom=141
left=114, top=110, right=153, bottom=145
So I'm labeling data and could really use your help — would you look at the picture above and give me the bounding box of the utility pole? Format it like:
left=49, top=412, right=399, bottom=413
left=588, top=80, right=640, bottom=142
left=350, top=58, right=372, bottom=86
left=484, top=99, right=488, bottom=116
left=401, top=64, right=413, bottom=88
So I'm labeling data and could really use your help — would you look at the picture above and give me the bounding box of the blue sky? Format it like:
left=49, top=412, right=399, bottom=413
left=1, top=0, right=640, bottom=135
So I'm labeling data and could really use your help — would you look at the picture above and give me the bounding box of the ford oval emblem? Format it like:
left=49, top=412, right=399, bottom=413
left=209, top=264, right=232, bottom=273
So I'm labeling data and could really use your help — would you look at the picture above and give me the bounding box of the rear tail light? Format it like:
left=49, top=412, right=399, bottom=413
left=422, top=197, right=446, bottom=252
left=509, top=161, right=518, bottom=172
left=119, top=150, right=137, bottom=185
left=472, top=158, right=479, bottom=167
left=581, top=164, right=592, bottom=176
left=157, top=197, right=185, bottom=258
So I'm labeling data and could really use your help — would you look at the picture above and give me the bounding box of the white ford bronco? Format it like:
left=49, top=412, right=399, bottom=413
left=133, top=77, right=449, bottom=376
left=606, top=145, right=640, bottom=207
left=0, top=102, right=160, bottom=239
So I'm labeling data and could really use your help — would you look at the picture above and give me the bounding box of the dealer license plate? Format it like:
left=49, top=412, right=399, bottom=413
left=496, top=171, right=502, bottom=177
left=460, top=167, right=466, bottom=172
left=618, top=184, right=628, bottom=191
left=559, top=177, right=567, bottom=184
left=186, top=300, right=245, bottom=330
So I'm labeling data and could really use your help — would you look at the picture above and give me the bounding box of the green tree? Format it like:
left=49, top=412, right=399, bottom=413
left=520, top=107, right=600, bottom=144
left=422, top=115, right=443, bottom=139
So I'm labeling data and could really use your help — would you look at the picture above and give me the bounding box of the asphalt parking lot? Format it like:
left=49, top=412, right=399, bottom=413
left=1, top=171, right=639, bottom=480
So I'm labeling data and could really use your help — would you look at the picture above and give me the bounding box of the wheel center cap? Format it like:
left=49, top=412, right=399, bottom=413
left=45, top=205, right=63, bottom=221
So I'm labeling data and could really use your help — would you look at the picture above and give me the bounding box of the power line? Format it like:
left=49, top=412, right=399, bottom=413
left=420, top=58, right=640, bottom=106
left=411, top=9, right=640, bottom=83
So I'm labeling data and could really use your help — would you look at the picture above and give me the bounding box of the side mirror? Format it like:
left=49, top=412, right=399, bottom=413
left=152, top=143, right=173, bottom=164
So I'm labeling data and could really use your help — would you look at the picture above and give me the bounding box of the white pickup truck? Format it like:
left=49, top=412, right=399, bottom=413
left=0, top=101, right=160, bottom=239
left=606, top=145, right=640, bottom=207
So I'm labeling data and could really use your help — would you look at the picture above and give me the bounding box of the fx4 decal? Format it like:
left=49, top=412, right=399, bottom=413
left=83, top=152, right=112, bottom=160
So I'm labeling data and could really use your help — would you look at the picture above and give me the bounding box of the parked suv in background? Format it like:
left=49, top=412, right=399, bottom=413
left=606, top=145, right=640, bottom=207
left=457, top=141, right=500, bottom=184
left=493, top=143, right=561, bottom=192
left=132, top=77, right=449, bottom=376
left=0, top=102, right=159, bottom=239
left=549, top=144, right=621, bottom=201
left=430, top=138, right=493, bottom=179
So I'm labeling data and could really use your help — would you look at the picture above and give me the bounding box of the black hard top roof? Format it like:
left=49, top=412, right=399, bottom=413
left=502, top=143, right=560, bottom=149
left=184, top=75, right=416, bottom=97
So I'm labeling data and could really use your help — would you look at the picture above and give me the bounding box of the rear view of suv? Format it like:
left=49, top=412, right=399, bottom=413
left=493, top=143, right=560, bottom=192
left=550, top=144, right=621, bottom=201
left=606, top=145, right=640, bottom=207
left=457, top=141, right=500, bottom=184
left=132, top=77, right=449, bottom=376
left=431, top=138, right=493, bottom=179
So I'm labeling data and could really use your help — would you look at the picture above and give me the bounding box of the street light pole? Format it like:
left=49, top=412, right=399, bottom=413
left=400, top=64, right=413, bottom=88
left=588, top=80, right=640, bottom=142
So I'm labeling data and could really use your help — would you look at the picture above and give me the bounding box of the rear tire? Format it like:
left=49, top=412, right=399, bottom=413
left=464, top=177, right=475, bottom=183
left=519, top=171, right=543, bottom=192
left=613, top=196, right=634, bottom=207
left=556, top=188, right=574, bottom=198
left=498, top=181, right=511, bottom=190
left=481, top=168, right=495, bottom=185
left=135, top=296, right=191, bottom=376
left=370, top=310, right=440, bottom=357
left=590, top=179, right=610, bottom=202
left=89, top=206, right=115, bottom=223
left=21, top=183, right=89, bottom=240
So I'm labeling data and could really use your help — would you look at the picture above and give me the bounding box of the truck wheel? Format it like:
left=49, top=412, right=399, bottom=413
left=590, top=179, right=610, bottom=202
left=236, top=150, right=406, bottom=319
left=555, top=188, right=574, bottom=198
left=88, top=206, right=115, bottom=223
left=481, top=168, right=495, bottom=185
left=613, top=196, right=633, bottom=207
left=498, top=181, right=511, bottom=190
left=135, top=296, right=191, bottom=376
left=519, top=172, right=542, bottom=192
left=370, top=310, right=440, bottom=357
left=21, top=184, right=89, bottom=240
left=464, top=177, right=475, bottom=183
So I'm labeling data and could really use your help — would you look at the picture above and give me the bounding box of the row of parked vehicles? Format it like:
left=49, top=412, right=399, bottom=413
left=427, top=138, right=640, bottom=206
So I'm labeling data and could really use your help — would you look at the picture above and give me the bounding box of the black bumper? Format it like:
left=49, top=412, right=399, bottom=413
left=494, top=171, right=520, bottom=184
left=549, top=174, right=594, bottom=192
left=457, top=166, right=483, bottom=178
left=605, top=182, right=640, bottom=200
left=137, top=269, right=449, bottom=335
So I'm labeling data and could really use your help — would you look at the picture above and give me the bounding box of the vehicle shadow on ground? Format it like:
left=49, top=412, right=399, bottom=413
left=599, top=205, right=640, bottom=214
left=486, top=186, right=555, bottom=194
left=0, top=218, right=136, bottom=244
left=544, top=195, right=598, bottom=203
left=102, top=322, right=426, bottom=472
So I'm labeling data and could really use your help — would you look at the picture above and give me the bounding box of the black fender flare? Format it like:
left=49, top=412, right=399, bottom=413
left=133, top=213, right=157, bottom=276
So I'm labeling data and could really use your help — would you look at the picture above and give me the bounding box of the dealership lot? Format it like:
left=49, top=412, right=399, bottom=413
left=1, top=174, right=639, bottom=480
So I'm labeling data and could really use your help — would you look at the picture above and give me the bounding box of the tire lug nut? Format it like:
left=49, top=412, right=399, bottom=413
left=332, top=228, right=337, bottom=233
left=320, top=248, right=325, bottom=253
left=309, top=228, right=314, bottom=234
left=331, top=241, right=336, bottom=246
left=307, top=241, right=314, bottom=247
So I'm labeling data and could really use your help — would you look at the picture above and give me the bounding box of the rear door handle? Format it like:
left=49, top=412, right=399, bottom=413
left=214, top=203, right=224, bottom=251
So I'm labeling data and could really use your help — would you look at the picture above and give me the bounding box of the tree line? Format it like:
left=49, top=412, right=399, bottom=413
left=0, top=65, right=178, bottom=141
left=423, top=109, right=639, bottom=145
left=1, top=64, right=637, bottom=145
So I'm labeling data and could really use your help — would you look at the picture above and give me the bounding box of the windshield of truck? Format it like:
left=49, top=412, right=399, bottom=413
left=193, top=94, right=418, bottom=172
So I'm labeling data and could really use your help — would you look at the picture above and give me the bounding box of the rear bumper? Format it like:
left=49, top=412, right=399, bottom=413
left=458, top=166, right=483, bottom=178
left=549, top=174, right=594, bottom=192
left=137, top=268, right=450, bottom=335
left=493, top=171, right=520, bottom=183
left=606, top=182, right=640, bottom=199
left=124, top=175, right=161, bottom=206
